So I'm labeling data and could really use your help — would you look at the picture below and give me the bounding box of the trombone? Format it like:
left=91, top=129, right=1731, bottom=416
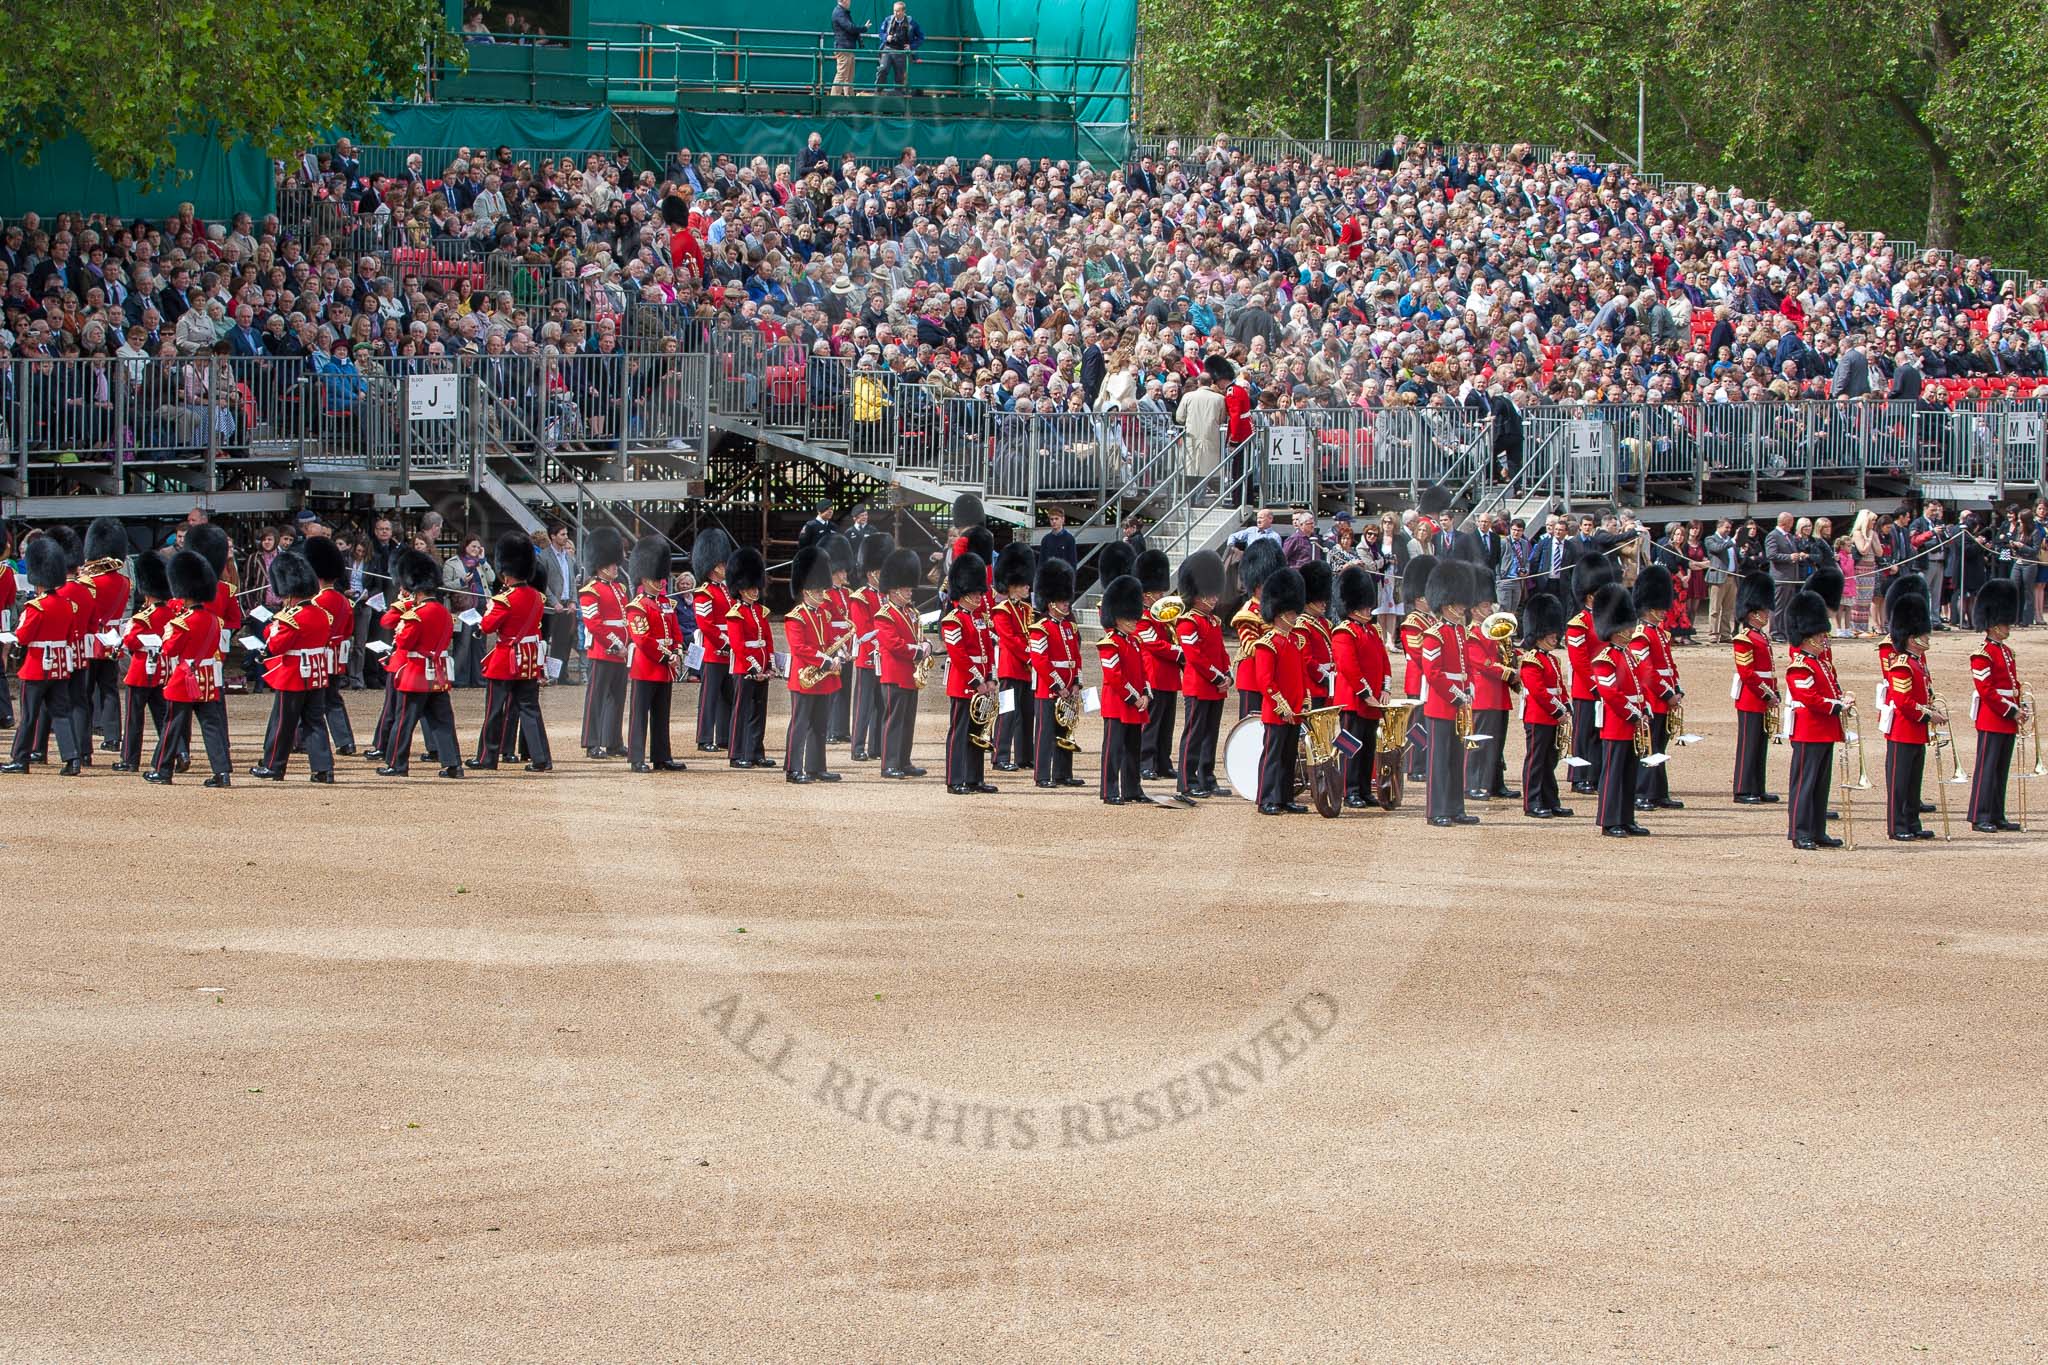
left=1927, top=691, right=1967, bottom=842
left=1841, top=702, right=1872, bottom=791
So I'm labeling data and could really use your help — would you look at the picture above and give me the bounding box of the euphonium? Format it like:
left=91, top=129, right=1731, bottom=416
left=1052, top=686, right=1082, bottom=752
left=1554, top=699, right=1572, bottom=757
left=1764, top=695, right=1785, bottom=744
left=968, top=689, right=998, bottom=749
left=1479, top=609, right=1521, bottom=691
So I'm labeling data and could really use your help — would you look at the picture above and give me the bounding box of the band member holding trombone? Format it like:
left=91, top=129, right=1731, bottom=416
left=470, top=531, right=554, bottom=773
left=782, top=542, right=846, bottom=785
left=1028, top=557, right=1085, bottom=790
left=1398, top=553, right=1437, bottom=783
left=377, top=550, right=463, bottom=778
left=989, top=542, right=1038, bottom=773
left=848, top=534, right=895, bottom=762
left=1333, top=563, right=1393, bottom=810
left=1135, top=548, right=1181, bottom=780
left=1173, top=550, right=1230, bottom=800
left=1420, top=558, right=1479, bottom=828
left=1251, top=567, right=1308, bottom=816
left=723, top=547, right=775, bottom=770
left=1784, top=588, right=1849, bottom=850
left=872, top=548, right=928, bottom=780
left=1516, top=590, right=1572, bottom=819
left=1967, top=577, right=2026, bottom=833
left=625, top=536, right=688, bottom=774
left=1629, top=564, right=1683, bottom=811
left=942, top=552, right=995, bottom=795
left=691, top=528, right=736, bottom=753
left=1564, top=554, right=1616, bottom=796
left=1879, top=587, right=1938, bottom=840
left=1730, top=571, right=1780, bottom=805
left=1096, top=571, right=1151, bottom=806
left=577, top=528, right=631, bottom=760
left=1589, top=582, right=1649, bottom=838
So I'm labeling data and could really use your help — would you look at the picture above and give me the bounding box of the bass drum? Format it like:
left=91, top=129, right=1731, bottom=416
left=1222, top=716, right=1267, bottom=802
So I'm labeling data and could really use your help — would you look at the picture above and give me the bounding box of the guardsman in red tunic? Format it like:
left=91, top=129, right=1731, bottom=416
left=1251, top=567, right=1308, bottom=815
left=1230, top=540, right=1282, bottom=717
left=1627, top=565, right=1683, bottom=811
left=146, top=550, right=231, bottom=786
left=1133, top=549, right=1181, bottom=780
left=1462, top=578, right=1518, bottom=804
left=1588, top=582, right=1649, bottom=838
left=942, top=553, right=996, bottom=794
left=1333, top=564, right=1392, bottom=809
left=872, top=548, right=929, bottom=779
left=2, top=537, right=82, bottom=774
left=722, top=547, right=775, bottom=769
left=81, top=517, right=132, bottom=755
left=989, top=542, right=1038, bottom=773
left=1096, top=571, right=1153, bottom=806
left=783, top=543, right=845, bottom=784
left=1397, top=553, right=1437, bottom=782
left=366, top=580, right=413, bottom=760
left=1294, top=561, right=1336, bottom=716
left=848, top=534, right=895, bottom=761
left=690, top=528, right=736, bottom=752
left=1173, top=550, right=1231, bottom=799
left=1420, top=558, right=1479, bottom=827
left=250, top=551, right=335, bottom=782
left=1028, top=558, right=1085, bottom=790
left=1879, top=590, right=1938, bottom=840
left=42, top=526, right=94, bottom=766
left=374, top=550, right=462, bottom=777
left=301, top=535, right=358, bottom=757
left=115, top=551, right=175, bottom=772
left=1967, top=577, right=2026, bottom=832
left=0, top=540, right=17, bottom=728
left=1729, top=571, right=1780, bottom=804
left=821, top=533, right=858, bottom=744
left=624, top=536, right=689, bottom=774
left=1564, top=554, right=1616, bottom=794
left=1783, top=589, right=1849, bottom=849
left=577, top=527, right=631, bottom=759
left=1515, top=590, right=1572, bottom=819
left=470, top=531, right=554, bottom=772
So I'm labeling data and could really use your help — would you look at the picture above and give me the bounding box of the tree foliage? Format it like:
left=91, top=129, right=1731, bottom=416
left=0, top=0, right=453, bottom=186
left=1139, top=0, right=2048, bottom=264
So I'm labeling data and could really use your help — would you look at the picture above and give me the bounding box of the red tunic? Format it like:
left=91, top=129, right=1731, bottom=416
left=1293, top=614, right=1334, bottom=705
left=479, top=584, right=547, bottom=681
left=1137, top=608, right=1183, bottom=694
left=1970, top=639, right=2022, bottom=735
left=1785, top=645, right=1846, bottom=744
left=1564, top=609, right=1597, bottom=701
left=1097, top=629, right=1150, bottom=723
left=1520, top=650, right=1568, bottom=726
left=1465, top=626, right=1514, bottom=713
left=941, top=606, right=992, bottom=699
left=122, top=600, right=175, bottom=687
left=1882, top=651, right=1933, bottom=745
left=1627, top=623, right=1678, bottom=715
left=1027, top=611, right=1081, bottom=698
left=1399, top=610, right=1434, bottom=698
left=12, top=593, right=78, bottom=681
left=1731, top=626, right=1776, bottom=713
left=393, top=600, right=455, bottom=692
left=579, top=575, right=631, bottom=665
left=784, top=603, right=844, bottom=696
left=1176, top=610, right=1231, bottom=702
left=1230, top=604, right=1263, bottom=692
left=55, top=580, right=95, bottom=658
left=872, top=600, right=922, bottom=688
left=693, top=581, right=733, bottom=665
left=1252, top=627, right=1308, bottom=724
left=1419, top=621, right=1469, bottom=723
left=990, top=597, right=1034, bottom=683
left=724, top=600, right=775, bottom=677
left=1590, top=642, right=1646, bottom=741
left=161, top=602, right=223, bottom=703
left=627, top=589, right=682, bottom=682
left=849, top=587, right=882, bottom=668
left=1331, top=619, right=1390, bottom=718
left=82, top=570, right=130, bottom=660
left=262, top=601, right=332, bottom=691
left=313, top=586, right=354, bottom=674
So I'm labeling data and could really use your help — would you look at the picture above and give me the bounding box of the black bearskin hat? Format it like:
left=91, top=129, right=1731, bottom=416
left=996, top=541, right=1036, bottom=591
left=25, top=537, right=69, bottom=592
left=1097, top=540, right=1137, bottom=587
left=1135, top=547, right=1171, bottom=595
left=820, top=531, right=855, bottom=577
left=1807, top=564, right=1844, bottom=612
left=859, top=533, right=897, bottom=579
left=167, top=548, right=218, bottom=604
left=268, top=550, right=318, bottom=600
left=1632, top=564, right=1675, bottom=614
left=661, top=193, right=690, bottom=228
left=880, top=548, right=922, bottom=594
left=1888, top=588, right=1930, bottom=644
left=1450, top=528, right=1486, bottom=567
left=1177, top=549, right=1225, bottom=603
left=629, top=536, right=672, bottom=587
left=1786, top=589, right=1831, bottom=643
left=1237, top=537, right=1282, bottom=600
left=1260, top=567, right=1306, bottom=623
left=1100, top=573, right=1145, bottom=632
left=584, top=526, right=625, bottom=572
left=728, top=546, right=767, bottom=594
left=1036, top=556, right=1075, bottom=605
left=1401, top=552, right=1437, bottom=606
left=1592, top=582, right=1638, bottom=643
left=951, top=492, right=984, bottom=530
left=691, top=527, right=735, bottom=582
left=947, top=551, right=987, bottom=600
left=1572, top=552, right=1616, bottom=603
left=1735, top=570, right=1777, bottom=622
left=1300, top=559, right=1333, bottom=608
left=1886, top=572, right=1927, bottom=610
left=1417, top=485, right=1452, bottom=519
left=186, top=523, right=230, bottom=574
left=1426, top=557, right=1476, bottom=613
left=1518, top=589, right=1566, bottom=646
left=1337, top=564, right=1376, bottom=619
left=397, top=548, right=442, bottom=595
left=1976, top=577, right=2020, bottom=630
left=790, top=544, right=834, bottom=597
left=48, top=525, right=82, bottom=571
left=495, top=530, right=538, bottom=584
left=133, top=550, right=171, bottom=603
left=84, top=516, right=127, bottom=563
left=1203, top=353, right=1236, bottom=384
left=962, top=524, right=995, bottom=570
left=302, top=533, right=346, bottom=586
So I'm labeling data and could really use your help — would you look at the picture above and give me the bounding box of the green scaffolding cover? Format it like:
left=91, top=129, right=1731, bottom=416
left=676, top=111, right=1116, bottom=165
left=0, top=135, right=273, bottom=222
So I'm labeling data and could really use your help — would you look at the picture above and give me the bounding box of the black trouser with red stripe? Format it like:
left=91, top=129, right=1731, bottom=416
left=10, top=678, right=78, bottom=764
left=996, top=678, right=1035, bottom=768
left=946, top=696, right=985, bottom=790
left=62, top=670, right=93, bottom=764
left=1179, top=697, right=1223, bottom=795
left=727, top=675, right=768, bottom=765
left=121, top=684, right=167, bottom=769
left=389, top=689, right=460, bottom=771
left=153, top=699, right=229, bottom=778
left=1634, top=713, right=1670, bottom=805
left=880, top=683, right=917, bottom=771
left=262, top=688, right=333, bottom=775
left=1257, top=720, right=1298, bottom=808
left=1341, top=711, right=1377, bottom=804
left=1406, top=712, right=1429, bottom=781
left=629, top=678, right=674, bottom=768
left=1886, top=739, right=1927, bottom=837
left=1522, top=721, right=1560, bottom=814
left=828, top=661, right=853, bottom=741
left=785, top=691, right=829, bottom=778
left=1102, top=716, right=1144, bottom=802
left=88, top=657, right=121, bottom=749
left=850, top=666, right=881, bottom=758
left=476, top=678, right=551, bottom=768
left=1786, top=740, right=1832, bottom=843
left=1732, top=710, right=1770, bottom=799
left=1238, top=688, right=1260, bottom=720
left=1140, top=689, right=1178, bottom=777
left=306, top=681, right=355, bottom=752
left=1471, top=708, right=1510, bottom=794
left=696, top=660, right=733, bottom=749
left=1598, top=736, right=1639, bottom=829
left=580, top=658, right=627, bottom=752
left=1570, top=698, right=1602, bottom=790
left=1426, top=716, right=1466, bottom=822
left=1969, top=731, right=2015, bottom=825
left=1034, top=696, right=1073, bottom=785
left=371, top=671, right=403, bottom=754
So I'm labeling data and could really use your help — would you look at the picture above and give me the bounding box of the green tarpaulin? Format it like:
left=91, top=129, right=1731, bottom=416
left=677, top=111, right=1107, bottom=165
left=0, top=135, right=272, bottom=222
left=365, top=104, right=615, bottom=153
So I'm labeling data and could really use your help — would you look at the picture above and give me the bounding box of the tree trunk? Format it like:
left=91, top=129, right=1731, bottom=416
left=1354, top=65, right=1370, bottom=139
left=1924, top=153, right=1962, bottom=250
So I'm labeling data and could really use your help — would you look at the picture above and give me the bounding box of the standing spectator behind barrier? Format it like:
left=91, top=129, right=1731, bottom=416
left=444, top=535, right=497, bottom=687
left=874, top=2, right=923, bottom=90
left=830, top=2, right=867, bottom=95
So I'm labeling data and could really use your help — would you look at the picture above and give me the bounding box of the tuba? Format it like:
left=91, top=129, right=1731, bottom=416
left=1479, top=609, right=1521, bottom=692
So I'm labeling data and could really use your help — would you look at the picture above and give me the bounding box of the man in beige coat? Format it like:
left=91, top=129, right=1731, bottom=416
left=1175, top=374, right=1228, bottom=498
